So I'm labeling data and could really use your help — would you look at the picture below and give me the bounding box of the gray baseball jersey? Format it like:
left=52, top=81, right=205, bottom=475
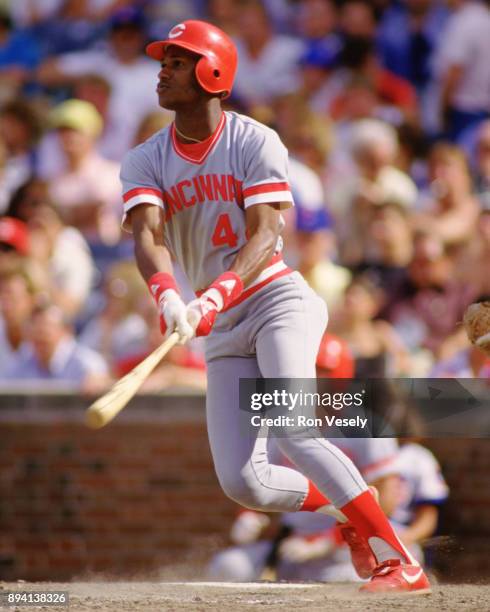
left=121, top=111, right=293, bottom=294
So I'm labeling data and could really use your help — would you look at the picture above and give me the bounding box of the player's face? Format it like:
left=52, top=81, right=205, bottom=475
left=157, top=46, right=203, bottom=110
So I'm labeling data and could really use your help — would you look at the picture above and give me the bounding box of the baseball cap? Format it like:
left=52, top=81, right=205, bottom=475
left=299, top=37, right=342, bottom=70
left=50, top=99, right=104, bottom=139
left=0, top=217, right=30, bottom=255
left=296, top=206, right=333, bottom=233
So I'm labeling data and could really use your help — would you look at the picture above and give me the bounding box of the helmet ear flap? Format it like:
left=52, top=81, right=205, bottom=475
left=195, top=55, right=231, bottom=98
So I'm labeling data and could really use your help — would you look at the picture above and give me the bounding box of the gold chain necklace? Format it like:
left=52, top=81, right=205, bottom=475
left=174, top=124, right=203, bottom=144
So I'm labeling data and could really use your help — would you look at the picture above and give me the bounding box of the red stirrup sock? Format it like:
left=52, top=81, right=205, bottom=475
left=300, top=480, right=332, bottom=511
left=340, top=490, right=417, bottom=565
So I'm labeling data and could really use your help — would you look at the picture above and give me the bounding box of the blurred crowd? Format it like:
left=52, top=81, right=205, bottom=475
left=0, top=0, right=490, bottom=391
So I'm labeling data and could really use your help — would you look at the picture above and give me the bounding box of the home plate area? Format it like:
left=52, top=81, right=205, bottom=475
left=1, top=581, right=488, bottom=611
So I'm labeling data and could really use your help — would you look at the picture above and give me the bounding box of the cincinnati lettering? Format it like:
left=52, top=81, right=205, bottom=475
left=164, top=174, right=243, bottom=221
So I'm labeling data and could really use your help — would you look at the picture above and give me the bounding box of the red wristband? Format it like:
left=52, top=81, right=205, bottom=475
left=207, top=271, right=244, bottom=310
left=147, top=272, right=179, bottom=304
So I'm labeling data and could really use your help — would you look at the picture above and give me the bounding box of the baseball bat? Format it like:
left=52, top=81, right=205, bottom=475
left=85, top=331, right=180, bottom=429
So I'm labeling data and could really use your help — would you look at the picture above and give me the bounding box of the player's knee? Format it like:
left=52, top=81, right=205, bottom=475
left=219, top=474, right=272, bottom=511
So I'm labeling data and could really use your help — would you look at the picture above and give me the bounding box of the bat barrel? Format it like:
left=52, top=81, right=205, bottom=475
left=83, top=332, right=180, bottom=429
left=85, top=407, right=106, bottom=429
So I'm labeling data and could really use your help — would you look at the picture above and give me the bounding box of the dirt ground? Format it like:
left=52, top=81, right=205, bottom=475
left=1, top=581, right=489, bottom=612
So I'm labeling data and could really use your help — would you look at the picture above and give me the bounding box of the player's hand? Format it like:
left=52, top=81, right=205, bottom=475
left=147, top=272, right=194, bottom=344
left=186, top=295, right=219, bottom=337
left=158, top=289, right=194, bottom=344
left=186, top=271, right=244, bottom=337
left=279, top=534, right=334, bottom=563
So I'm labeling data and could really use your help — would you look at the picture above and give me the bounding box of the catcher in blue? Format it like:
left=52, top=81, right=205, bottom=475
left=121, top=19, right=430, bottom=594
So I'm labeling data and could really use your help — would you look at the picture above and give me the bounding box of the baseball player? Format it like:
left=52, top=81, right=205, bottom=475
left=120, top=19, right=429, bottom=593
left=390, top=440, right=449, bottom=564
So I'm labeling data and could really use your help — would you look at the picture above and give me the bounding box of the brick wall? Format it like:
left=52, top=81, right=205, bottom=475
left=0, top=393, right=488, bottom=582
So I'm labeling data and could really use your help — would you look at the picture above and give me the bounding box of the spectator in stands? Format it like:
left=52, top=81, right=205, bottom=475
left=391, top=439, right=449, bottom=564
left=1, top=301, right=110, bottom=392
left=455, top=203, right=490, bottom=298
left=6, top=179, right=95, bottom=320
left=378, top=0, right=448, bottom=93
left=35, top=74, right=114, bottom=178
left=390, top=231, right=476, bottom=359
left=132, top=111, right=173, bottom=147
left=414, top=143, right=479, bottom=248
left=337, top=119, right=417, bottom=265
left=330, top=273, right=411, bottom=377
left=287, top=157, right=351, bottom=312
left=79, top=261, right=148, bottom=372
left=0, top=262, right=38, bottom=376
left=8, top=1, right=62, bottom=29
left=331, top=36, right=418, bottom=123
left=339, top=0, right=378, bottom=38
left=396, top=122, right=430, bottom=189
left=232, top=0, right=304, bottom=109
left=297, top=0, right=338, bottom=41
left=294, top=0, right=345, bottom=114
left=37, top=6, right=156, bottom=160
left=206, top=0, right=240, bottom=36
left=430, top=339, right=490, bottom=377
left=474, top=120, right=490, bottom=210
left=33, top=0, right=106, bottom=56
left=351, top=119, right=418, bottom=206
left=354, top=201, right=414, bottom=319
left=144, top=0, right=206, bottom=42
left=0, top=9, right=41, bottom=102
left=435, top=0, right=490, bottom=140
left=0, top=99, right=43, bottom=213
left=297, top=38, right=343, bottom=116
left=272, top=94, right=333, bottom=177
left=46, top=99, right=121, bottom=247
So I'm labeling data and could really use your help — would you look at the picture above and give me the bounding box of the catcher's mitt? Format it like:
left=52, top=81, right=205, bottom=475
left=463, top=301, right=490, bottom=356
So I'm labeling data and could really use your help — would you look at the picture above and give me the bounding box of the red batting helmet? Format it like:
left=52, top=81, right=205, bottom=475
left=146, top=20, right=238, bottom=99
left=316, top=333, right=355, bottom=378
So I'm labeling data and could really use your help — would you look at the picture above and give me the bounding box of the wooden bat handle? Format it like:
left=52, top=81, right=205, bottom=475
left=85, top=332, right=180, bottom=429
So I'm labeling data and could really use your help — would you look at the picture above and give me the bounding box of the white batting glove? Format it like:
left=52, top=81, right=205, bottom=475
left=186, top=271, right=244, bottom=337
left=279, top=535, right=335, bottom=563
left=147, top=272, right=194, bottom=345
left=158, top=289, right=194, bottom=344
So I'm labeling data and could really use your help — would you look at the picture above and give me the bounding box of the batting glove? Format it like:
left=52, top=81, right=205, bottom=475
left=147, top=272, right=194, bottom=344
left=186, top=271, right=243, bottom=337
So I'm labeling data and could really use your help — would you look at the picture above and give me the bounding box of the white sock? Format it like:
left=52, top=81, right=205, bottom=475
left=316, top=503, right=347, bottom=523
left=368, top=536, right=418, bottom=566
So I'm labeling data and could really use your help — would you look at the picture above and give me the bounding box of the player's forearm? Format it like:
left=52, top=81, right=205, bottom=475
left=230, top=227, right=277, bottom=287
left=130, top=206, right=173, bottom=281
